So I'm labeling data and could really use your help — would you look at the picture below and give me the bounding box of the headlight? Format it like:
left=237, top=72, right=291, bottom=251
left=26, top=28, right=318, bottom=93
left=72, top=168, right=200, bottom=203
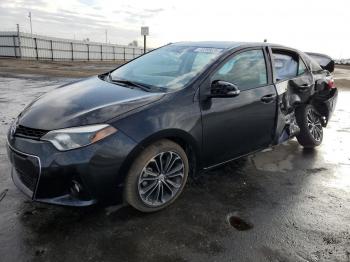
left=41, top=124, right=117, bottom=151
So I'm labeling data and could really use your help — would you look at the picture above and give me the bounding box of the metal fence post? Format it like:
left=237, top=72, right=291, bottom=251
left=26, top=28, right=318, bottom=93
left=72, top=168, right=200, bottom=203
left=16, top=24, right=22, bottom=58
left=50, top=40, right=53, bottom=61
left=87, top=44, right=89, bottom=61
left=71, top=42, right=74, bottom=61
left=34, top=37, right=38, bottom=60
left=100, top=45, right=103, bottom=61
left=123, top=47, right=126, bottom=61
left=12, top=36, right=17, bottom=58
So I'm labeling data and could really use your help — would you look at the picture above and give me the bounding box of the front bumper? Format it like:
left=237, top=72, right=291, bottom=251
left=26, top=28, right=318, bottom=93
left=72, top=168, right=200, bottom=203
left=7, top=129, right=137, bottom=206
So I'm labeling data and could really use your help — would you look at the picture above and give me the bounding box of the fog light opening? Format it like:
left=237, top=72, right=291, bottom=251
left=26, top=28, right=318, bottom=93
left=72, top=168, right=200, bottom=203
left=70, top=180, right=83, bottom=198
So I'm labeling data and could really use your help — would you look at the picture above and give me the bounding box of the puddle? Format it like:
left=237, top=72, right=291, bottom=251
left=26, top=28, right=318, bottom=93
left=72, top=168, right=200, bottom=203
left=227, top=215, right=253, bottom=231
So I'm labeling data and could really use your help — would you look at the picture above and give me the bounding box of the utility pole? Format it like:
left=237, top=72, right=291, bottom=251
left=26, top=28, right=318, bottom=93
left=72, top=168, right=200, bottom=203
left=28, top=12, right=33, bottom=35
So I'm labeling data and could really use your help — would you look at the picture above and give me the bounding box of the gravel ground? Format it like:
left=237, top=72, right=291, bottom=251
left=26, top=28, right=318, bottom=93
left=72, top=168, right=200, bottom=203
left=0, top=63, right=349, bottom=262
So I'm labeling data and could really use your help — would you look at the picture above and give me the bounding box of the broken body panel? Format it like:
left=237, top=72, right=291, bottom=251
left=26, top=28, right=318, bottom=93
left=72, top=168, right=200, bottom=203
left=271, top=49, right=337, bottom=144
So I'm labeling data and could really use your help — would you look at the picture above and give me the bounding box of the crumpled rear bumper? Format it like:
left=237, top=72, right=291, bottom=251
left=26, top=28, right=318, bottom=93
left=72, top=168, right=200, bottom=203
left=313, top=88, right=338, bottom=126
left=323, top=88, right=338, bottom=121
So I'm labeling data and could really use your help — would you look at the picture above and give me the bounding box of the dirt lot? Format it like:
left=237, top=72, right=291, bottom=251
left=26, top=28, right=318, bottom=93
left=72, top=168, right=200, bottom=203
left=0, top=60, right=349, bottom=262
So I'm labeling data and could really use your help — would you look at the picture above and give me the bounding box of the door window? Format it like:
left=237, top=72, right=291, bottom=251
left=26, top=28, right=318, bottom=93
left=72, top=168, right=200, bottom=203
left=272, top=53, right=298, bottom=81
left=212, top=49, right=267, bottom=91
left=298, top=57, right=307, bottom=75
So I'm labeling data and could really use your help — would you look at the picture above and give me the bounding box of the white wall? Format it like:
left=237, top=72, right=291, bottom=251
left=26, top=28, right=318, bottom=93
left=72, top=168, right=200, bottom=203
left=0, top=31, right=150, bottom=61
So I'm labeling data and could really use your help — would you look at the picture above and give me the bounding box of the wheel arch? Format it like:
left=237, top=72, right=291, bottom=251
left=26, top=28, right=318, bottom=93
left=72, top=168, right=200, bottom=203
left=117, top=129, right=200, bottom=186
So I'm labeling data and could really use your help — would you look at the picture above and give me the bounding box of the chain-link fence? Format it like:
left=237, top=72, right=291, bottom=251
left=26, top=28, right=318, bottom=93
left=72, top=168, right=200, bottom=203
left=0, top=31, right=150, bottom=61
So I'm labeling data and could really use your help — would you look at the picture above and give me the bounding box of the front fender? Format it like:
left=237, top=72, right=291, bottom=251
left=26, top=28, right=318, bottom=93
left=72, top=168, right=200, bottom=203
left=115, top=128, right=202, bottom=187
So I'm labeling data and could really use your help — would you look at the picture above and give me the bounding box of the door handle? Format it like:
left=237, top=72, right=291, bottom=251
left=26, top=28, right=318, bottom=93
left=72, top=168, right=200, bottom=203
left=300, top=83, right=312, bottom=88
left=260, top=94, right=276, bottom=103
left=299, top=83, right=312, bottom=92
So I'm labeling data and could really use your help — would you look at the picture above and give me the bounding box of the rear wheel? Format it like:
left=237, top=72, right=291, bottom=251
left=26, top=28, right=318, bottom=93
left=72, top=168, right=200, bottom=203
left=295, top=104, right=323, bottom=148
left=124, top=139, right=189, bottom=212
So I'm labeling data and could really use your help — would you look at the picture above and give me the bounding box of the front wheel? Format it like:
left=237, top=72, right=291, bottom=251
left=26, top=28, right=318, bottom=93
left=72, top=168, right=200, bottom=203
left=295, top=104, right=323, bottom=148
left=124, top=139, right=189, bottom=212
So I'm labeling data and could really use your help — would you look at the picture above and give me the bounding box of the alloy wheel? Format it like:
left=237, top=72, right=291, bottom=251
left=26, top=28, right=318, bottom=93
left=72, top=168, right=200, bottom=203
left=138, top=151, right=185, bottom=207
left=306, top=108, right=323, bottom=142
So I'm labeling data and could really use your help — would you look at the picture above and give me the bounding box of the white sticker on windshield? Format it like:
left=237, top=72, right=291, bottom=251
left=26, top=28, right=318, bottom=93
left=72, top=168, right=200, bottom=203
left=194, top=48, right=223, bottom=53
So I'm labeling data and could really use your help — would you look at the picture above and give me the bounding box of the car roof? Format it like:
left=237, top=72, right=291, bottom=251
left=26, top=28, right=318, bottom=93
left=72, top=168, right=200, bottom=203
left=171, top=41, right=284, bottom=50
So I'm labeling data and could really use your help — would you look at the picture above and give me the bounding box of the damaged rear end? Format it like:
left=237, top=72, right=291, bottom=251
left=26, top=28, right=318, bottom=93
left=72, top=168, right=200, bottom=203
left=307, top=52, right=338, bottom=126
left=312, top=74, right=338, bottom=126
left=272, top=49, right=337, bottom=144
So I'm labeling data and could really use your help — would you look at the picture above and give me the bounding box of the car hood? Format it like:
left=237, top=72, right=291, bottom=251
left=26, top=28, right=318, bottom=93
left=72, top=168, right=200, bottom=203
left=18, top=76, right=164, bottom=130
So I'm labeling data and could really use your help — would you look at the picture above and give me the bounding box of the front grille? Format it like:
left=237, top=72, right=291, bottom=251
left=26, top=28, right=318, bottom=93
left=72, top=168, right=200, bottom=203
left=15, top=125, right=48, bottom=140
left=17, top=168, right=38, bottom=191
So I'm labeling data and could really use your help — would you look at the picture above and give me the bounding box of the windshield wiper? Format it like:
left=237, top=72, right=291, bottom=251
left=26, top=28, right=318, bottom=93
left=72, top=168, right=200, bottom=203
left=110, top=78, right=152, bottom=91
left=108, top=76, right=164, bottom=92
left=107, top=71, right=113, bottom=82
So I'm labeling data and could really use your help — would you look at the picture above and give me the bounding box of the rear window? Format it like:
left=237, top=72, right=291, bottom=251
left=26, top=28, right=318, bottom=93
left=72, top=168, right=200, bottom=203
left=303, top=54, right=323, bottom=72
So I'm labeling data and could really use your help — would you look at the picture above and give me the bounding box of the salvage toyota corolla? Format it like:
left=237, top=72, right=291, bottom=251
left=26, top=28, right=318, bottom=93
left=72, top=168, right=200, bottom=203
left=7, top=42, right=337, bottom=212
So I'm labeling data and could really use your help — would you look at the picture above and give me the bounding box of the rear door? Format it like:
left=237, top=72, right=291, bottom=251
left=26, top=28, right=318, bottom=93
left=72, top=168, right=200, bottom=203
left=270, top=48, right=315, bottom=142
left=200, top=48, right=277, bottom=167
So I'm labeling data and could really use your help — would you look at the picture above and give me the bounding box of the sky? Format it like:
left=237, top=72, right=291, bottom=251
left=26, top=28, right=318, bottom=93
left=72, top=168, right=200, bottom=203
left=0, top=0, right=349, bottom=58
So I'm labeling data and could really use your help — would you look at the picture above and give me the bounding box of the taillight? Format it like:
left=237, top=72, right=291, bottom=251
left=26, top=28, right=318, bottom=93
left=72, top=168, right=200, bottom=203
left=327, top=79, right=335, bottom=89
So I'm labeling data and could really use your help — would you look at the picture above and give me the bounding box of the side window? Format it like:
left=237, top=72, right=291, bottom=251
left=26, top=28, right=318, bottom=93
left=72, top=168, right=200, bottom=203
left=272, top=53, right=298, bottom=81
left=212, top=49, right=267, bottom=91
left=298, top=57, right=307, bottom=75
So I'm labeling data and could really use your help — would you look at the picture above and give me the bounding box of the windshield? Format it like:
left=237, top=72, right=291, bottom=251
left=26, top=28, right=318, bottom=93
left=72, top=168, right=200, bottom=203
left=110, top=45, right=224, bottom=91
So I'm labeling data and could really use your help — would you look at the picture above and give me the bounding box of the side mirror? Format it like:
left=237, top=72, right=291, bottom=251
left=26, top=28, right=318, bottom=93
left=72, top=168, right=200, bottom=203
left=210, top=80, right=240, bottom=98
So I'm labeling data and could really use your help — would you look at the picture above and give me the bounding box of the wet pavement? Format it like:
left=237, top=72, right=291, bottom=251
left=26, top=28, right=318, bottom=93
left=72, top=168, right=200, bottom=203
left=0, top=59, right=122, bottom=78
left=0, top=68, right=350, bottom=262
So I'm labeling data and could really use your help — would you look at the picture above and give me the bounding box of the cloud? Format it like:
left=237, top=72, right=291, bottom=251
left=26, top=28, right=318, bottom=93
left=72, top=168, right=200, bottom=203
left=143, top=8, right=164, bottom=13
left=79, top=0, right=97, bottom=5
left=0, top=0, right=349, bottom=57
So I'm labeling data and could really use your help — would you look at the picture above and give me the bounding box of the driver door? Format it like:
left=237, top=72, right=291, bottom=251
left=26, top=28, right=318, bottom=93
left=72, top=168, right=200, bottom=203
left=200, top=48, right=277, bottom=167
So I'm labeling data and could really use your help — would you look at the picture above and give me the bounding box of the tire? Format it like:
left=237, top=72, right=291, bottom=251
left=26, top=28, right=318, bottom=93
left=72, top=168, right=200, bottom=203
left=295, top=104, right=323, bottom=148
left=124, top=139, right=189, bottom=212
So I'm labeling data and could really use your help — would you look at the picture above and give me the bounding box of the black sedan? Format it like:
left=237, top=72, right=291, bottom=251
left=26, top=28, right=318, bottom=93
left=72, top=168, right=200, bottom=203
left=7, top=42, right=338, bottom=212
